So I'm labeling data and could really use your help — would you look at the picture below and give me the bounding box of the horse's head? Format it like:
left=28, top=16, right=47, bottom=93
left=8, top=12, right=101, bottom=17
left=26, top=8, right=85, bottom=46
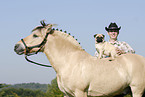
left=14, top=20, right=53, bottom=55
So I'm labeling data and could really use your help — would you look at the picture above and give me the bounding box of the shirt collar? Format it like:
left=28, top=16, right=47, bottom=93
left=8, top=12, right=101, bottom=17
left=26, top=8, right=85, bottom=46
left=109, top=40, right=119, bottom=45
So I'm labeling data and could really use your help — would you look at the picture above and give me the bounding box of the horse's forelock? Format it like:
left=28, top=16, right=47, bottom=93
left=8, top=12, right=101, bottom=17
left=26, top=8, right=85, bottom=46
left=40, top=20, right=49, bottom=27
left=32, top=20, right=56, bottom=32
left=31, top=26, right=43, bottom=32
left=32, top=22, right=50, bottom=32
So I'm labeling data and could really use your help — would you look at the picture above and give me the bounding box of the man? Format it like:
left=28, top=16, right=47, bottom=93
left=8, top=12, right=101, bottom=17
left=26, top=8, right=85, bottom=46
left=94, top=22, right=135, bottom=57
left=94, top=22, right=135, bottom=96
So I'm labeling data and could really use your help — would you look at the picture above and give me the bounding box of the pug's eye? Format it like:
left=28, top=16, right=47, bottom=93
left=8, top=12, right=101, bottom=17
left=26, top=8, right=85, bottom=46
left=33, top=34, right=38, bottom=38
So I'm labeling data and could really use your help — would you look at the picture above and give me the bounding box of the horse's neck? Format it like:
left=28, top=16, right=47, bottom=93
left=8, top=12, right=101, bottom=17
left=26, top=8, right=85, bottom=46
left=44, top=32, right=83, bottom=72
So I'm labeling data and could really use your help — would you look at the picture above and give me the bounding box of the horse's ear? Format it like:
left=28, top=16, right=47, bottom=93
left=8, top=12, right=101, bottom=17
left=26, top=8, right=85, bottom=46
left=47, top=25, right=53, bottom=32
left=47, top=24, right=57, bottom=30
left=46, top=24, right=54, bottom=34
left=46, top=24, right=57, bottom=34
left=102, top=34, right=105, bottom=38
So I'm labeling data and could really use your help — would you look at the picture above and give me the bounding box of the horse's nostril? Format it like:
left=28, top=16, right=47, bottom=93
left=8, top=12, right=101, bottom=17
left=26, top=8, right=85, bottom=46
left=14, top=44, right=20, bottom=50
left=14, top=44, right=24, bottom=55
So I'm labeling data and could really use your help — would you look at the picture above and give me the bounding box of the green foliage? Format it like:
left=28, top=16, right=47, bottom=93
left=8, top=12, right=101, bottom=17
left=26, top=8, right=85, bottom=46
left=0, top=78, right=135, bottom=97
left=124, top=94, right=132, bottom=97
left=46, top=77, right=64, bottom=97
left=7, top=83, right=48, bottom=92
left=0, top=88, right=46, bottom=97
left=0, top=78, right=64, bottom=97
left=0, top=84, right=9, bottom=89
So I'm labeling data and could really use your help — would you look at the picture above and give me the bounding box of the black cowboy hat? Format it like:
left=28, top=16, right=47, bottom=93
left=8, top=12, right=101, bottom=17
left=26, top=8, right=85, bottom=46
left=105, top=22, right=121, bottom=31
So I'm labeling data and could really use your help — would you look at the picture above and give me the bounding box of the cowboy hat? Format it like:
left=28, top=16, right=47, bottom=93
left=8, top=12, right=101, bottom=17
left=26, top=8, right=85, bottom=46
left=105, top=22, right=121, bottom=31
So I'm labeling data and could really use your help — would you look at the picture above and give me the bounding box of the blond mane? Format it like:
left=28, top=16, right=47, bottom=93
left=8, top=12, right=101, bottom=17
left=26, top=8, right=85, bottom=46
left=53, top=29, right=82, bottom=50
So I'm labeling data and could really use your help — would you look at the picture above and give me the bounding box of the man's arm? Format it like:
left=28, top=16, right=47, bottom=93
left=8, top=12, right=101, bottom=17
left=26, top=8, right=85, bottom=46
left=119, top=41, right=135, bottom=54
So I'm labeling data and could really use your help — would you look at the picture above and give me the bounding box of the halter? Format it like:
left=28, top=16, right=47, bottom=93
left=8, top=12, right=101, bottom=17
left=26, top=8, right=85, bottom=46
left=21, top=29, right=52, bottom=67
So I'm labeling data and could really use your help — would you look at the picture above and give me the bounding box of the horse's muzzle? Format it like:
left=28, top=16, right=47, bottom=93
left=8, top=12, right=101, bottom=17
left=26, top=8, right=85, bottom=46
left=14, top=43, right=25, bottom=55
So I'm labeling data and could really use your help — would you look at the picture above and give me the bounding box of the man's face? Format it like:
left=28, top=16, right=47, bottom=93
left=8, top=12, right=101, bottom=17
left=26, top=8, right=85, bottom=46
left=107, top=30, right=119, bottom=40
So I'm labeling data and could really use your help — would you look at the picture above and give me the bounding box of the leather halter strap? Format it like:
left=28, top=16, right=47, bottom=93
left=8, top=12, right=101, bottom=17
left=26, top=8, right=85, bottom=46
left=21, top=29, right=52, bottom=68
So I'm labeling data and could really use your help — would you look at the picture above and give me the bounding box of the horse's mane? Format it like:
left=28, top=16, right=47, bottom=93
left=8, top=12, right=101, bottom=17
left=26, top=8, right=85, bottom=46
left=53, top=29, right=82, bottom=49
left=32, top=20, right=82, bottom=49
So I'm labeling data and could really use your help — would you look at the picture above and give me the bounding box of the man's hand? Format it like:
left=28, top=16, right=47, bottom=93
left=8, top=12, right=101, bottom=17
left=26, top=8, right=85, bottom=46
left=116, top=48, right=125, bottom=55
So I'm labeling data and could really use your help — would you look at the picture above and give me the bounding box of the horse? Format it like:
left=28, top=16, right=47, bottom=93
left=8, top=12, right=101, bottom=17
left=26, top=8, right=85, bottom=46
left=14, top=21, right=145, bottom=97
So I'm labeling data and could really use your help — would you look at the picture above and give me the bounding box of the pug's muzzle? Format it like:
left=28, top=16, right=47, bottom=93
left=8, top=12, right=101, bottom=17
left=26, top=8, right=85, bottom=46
left=96, top=37, right=104, bottom=43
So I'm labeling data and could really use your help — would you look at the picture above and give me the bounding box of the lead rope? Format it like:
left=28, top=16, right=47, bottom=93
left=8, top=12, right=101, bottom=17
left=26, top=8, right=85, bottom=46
left=25, top=55, right=52, bottom=67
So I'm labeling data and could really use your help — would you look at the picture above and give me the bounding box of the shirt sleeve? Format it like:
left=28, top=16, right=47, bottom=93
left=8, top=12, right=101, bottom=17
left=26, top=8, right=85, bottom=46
left=120, top=41, right=135, bottom=54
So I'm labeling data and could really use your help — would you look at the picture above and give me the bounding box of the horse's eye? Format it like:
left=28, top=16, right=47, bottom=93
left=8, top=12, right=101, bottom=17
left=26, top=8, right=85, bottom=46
left=33, top=34, right=38, bottom=38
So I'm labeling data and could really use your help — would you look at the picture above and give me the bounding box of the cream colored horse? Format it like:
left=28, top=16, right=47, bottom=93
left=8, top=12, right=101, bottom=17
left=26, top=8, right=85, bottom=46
left=14, top=21, right=145, bottom=97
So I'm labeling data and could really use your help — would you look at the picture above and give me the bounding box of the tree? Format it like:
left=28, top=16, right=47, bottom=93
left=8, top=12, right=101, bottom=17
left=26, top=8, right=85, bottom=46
left=0, top=84, right=9, bottom=88
left=0, top=88, right=46, bottom=97
left=46, top=77, right=64, bottom=97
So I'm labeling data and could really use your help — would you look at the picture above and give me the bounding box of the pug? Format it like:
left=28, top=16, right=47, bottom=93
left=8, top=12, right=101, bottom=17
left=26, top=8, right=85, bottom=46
left=94, top=34, right=118, bottom=59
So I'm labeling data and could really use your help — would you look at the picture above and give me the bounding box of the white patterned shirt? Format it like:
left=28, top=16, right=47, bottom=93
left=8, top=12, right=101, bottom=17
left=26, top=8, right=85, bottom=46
left=94, top=40, right=135, bottom=57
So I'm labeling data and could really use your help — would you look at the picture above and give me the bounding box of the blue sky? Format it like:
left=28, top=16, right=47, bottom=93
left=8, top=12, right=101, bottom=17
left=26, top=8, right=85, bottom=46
left=0, top=0, right=145, bottom=84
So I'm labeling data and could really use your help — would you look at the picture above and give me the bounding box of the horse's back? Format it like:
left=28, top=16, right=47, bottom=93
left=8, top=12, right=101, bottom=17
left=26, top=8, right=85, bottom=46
left=120, top=54, right=145, bottom=85
left=117, top=54, right=145, bottom=77
left=87, top=54, right=145, bottom=96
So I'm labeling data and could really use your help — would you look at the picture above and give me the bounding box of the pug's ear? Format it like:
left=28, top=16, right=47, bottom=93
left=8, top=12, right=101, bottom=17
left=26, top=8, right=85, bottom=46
left=102, top=34, right=105, bottom=38
left=94, top=34, right=97, bottom=38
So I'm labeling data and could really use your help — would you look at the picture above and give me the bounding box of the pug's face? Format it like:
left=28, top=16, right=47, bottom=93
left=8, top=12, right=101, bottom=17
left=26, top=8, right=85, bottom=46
left=94, top=34, right=105, bottom=43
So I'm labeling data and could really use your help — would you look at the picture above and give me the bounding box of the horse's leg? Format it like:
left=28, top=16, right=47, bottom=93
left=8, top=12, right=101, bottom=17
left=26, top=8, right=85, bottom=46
left=75, top=89, right=87, bottom=97
left=130, top=85, right=144, bottom=97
